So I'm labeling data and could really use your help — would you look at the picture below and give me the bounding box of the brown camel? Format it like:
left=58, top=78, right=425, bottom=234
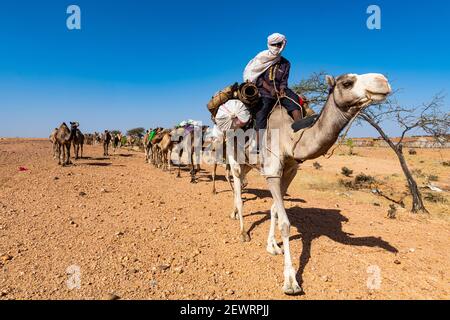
left=102, top=130, right=112, bottom=156
left=49, top=128, right=58, bottom=159
left=143, top=129, right=154, bottom=163
left=225, top=73, right=391, bottom=295
left=55, top=122, right=77, bottom=166
left=149, top=128, right=164, bottom=165
left=155, top=129, right=176, bottom=171
left=72, top=124, right=85, bottom=160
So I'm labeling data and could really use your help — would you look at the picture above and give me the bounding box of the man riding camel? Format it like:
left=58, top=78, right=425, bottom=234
left=244, top=33, right=312, bottom=131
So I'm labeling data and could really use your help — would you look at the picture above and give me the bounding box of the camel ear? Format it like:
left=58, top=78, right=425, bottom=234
left=326, top=75, right=336, bottom=89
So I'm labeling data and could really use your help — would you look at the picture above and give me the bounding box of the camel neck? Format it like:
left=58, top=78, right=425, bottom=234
left=294, top=94, right=351, bottom=161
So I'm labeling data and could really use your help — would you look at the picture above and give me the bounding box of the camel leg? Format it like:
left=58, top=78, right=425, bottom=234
left=144, top=145, right=148, bottom=163
left=266, top=177, right=302, bottom=295
left=81, top=144, right=83, bottom=159
left=266, top=203, right=283, bottom=255
left=189, top=148, right=197, bottom=183
left=212, top=163, right=217, bottom=194
left=167, top=149, right=172, bottom=172
left=225, top=164, right=234, bottom=192
left=230, top=163, right=249, bottom=242
left=57, top=144, right=62, bottom=165
left=267, top=161, right=297, bottom=256
left=66, top=144, right=72, bottom=165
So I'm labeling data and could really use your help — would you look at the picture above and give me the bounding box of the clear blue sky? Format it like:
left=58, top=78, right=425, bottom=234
left=0, top=0, right=449, bottom=137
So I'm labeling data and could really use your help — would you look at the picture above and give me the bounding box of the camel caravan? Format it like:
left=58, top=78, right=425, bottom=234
left=48, top=33, right=392, bottom=295
left=49, top=123, right=126, bottom=165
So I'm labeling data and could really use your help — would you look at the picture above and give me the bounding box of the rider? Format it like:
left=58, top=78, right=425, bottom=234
left=243, top=33, right=304, bottom=131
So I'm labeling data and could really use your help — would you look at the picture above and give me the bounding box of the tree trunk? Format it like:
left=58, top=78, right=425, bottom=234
left=360, top=114, right=428, bottom=213
left=395, top=144, right=428, bottom=213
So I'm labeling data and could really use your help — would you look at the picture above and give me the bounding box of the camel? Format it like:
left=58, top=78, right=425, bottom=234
left=84, top=133, right=94, bottom=145
left=225, top=73, right=391, bottom=295
left=55, top=122, right=77, bottom=166
left=149, top=129, right=174, bottom=171
left=170, top=125, right=210, bottom=183
left=102, top=130, right=112, bottom=156
left=49, top=128, right=58, bottom=159
left=72, top=124, right=85, bottom=160
left=148, top=128, right=164, bottom=165
left=143, top=129, right=153, bottom=163
left=112, top=133, right=121, bottom=153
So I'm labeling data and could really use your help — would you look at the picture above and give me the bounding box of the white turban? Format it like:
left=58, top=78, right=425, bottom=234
left=243, top=33, right=287, bottom=83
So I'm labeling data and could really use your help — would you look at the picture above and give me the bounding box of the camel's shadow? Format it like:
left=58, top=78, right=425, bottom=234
left=247, top=206, right=398, bottom=292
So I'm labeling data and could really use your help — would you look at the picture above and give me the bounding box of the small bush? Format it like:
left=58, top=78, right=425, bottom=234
left=313, top=162, right=322, bottom=170
left=424, top=193, right=447, bottom=204
left=339, top=173, right=376, bottom=190
left=408, top=149, right=417, bottom=155
left=355, top=173, right=376, bottom=185
left=428, top=175, right=439, bottom=182
left=412, top=169, right=425, bottom=178
left=387, top=204, right=397, bottom=219
left=443, top=161, right=450, bottom=167
left=341, top=167, right=353, bottom=177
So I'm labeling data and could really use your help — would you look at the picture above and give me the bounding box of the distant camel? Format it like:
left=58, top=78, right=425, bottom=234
left=55, top=122, right=77, bottom=166
left=155, top=129, right=175, bottom=171
left=170, top=125, right=208, bottom=182
left=143, top=129, right=153, bottom=163
left=112, top=133, right=121, bottom=153
left=102, top=130, right=112, bottom=156
left=84, top=133, right=94, bottom=145
left=94, top=132, right=101, bottom=145
left=72, top=124, right=85, bottom=159
left=226, top=73, right=391, bottom=295
left=49, top=128, right=58, bottom=159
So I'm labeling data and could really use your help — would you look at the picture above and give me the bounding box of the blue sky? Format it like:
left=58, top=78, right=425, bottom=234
left=0, top=0, right=449, bottom=137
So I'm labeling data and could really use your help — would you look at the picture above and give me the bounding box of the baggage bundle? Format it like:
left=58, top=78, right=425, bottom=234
left=207, top=82, right=260, bottom=122
left=214, top=99, right=252, bottom=132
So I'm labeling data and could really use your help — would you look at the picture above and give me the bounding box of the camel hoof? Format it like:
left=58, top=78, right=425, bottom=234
left=283, top=283, right=303, bottom=296
left=266, top=243, right=283, bottom=256
left=240, top=232, right=250, bottom=243
left=212, top=189, right=217, bottom=195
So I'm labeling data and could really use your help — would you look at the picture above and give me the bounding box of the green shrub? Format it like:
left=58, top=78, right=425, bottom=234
left=341, top=167, right=353, bottom=177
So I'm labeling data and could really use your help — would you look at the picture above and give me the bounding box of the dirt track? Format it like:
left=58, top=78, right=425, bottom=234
left=0, top=139, right=449, bottom=300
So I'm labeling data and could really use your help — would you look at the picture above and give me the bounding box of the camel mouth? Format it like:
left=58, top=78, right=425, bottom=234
left=366, top=91, right=390, bottom=103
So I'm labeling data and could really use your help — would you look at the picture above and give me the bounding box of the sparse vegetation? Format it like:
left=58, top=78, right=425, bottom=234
left=412, top=169, right=425, bottom=178
left=428, top=175, right=439, bottom=182
left=341, top=167, right=353, bottom=177
left=408, top=149, right=417, bottom=155
left=126, top=127, right=146, bottom=139
left=339, top=173, right=376, bottom=190
left=313, top=162, right=322, bottom=170
left=346, top=139, right=355, bottom=155
left=424, top=193, right=447, bottom=204
left=443, top=161, right=450, bottom=167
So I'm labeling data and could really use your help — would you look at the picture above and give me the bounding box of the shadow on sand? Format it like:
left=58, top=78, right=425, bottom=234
left=247, top=206, right=398, bottom=293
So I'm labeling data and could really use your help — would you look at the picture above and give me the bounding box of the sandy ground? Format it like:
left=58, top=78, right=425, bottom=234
left=0, top=138, right=449, bottom=300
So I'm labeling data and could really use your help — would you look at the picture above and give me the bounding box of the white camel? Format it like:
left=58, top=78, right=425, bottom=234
left=226, top=73, right=391, bottom=295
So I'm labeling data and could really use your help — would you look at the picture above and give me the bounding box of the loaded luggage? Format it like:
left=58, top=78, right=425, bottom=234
left=207, top=82, right=260, bottom=122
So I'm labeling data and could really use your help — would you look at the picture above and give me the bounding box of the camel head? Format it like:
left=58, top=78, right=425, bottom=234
left=326, top=73, right=391, bottom=116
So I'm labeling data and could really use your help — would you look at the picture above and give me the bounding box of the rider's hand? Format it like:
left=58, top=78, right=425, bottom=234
left=279, top=89, right=286, bottom=97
